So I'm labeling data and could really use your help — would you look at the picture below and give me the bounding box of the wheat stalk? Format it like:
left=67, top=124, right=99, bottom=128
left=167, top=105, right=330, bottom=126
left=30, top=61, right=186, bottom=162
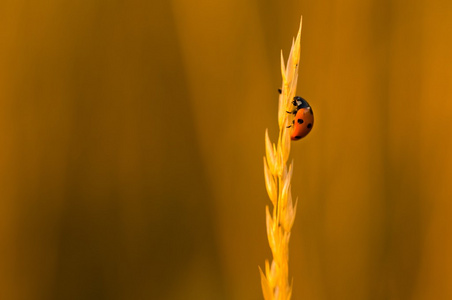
left=260, top=17, right=303, bottom=300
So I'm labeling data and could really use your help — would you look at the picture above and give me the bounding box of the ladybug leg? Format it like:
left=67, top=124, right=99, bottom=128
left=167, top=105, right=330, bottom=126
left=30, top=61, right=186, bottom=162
left=286, top=109, right=297, bottom=115
left=286, top=120, right=295, bottom=128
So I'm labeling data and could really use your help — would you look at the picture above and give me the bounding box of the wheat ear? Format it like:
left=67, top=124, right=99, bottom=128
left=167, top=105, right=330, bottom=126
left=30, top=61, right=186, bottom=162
left=260, top=17, right=302, bottom=300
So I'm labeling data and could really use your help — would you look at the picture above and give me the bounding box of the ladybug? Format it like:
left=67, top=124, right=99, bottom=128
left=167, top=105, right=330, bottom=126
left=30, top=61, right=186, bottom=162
left=286, top=96, right=314, bottom=140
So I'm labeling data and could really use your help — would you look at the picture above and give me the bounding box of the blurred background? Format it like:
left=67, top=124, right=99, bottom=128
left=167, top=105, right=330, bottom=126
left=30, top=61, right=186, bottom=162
left=0, top=0, right=451, bottom=299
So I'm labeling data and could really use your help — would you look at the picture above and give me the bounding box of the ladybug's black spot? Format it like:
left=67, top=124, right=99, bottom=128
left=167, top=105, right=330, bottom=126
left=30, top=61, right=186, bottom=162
left=307, top=123, right=313, bottom=129
left=297, top=119, right=304, bottom=124
left=294, top=136, right=302, bottom=139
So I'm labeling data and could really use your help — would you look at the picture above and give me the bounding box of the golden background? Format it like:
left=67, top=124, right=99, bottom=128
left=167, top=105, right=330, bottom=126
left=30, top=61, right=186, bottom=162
left=0, top=0, right=451, bottom=299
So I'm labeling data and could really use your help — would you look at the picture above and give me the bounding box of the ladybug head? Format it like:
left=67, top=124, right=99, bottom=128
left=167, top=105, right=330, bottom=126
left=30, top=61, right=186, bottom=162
left=293, top=96, right=311, bottom=109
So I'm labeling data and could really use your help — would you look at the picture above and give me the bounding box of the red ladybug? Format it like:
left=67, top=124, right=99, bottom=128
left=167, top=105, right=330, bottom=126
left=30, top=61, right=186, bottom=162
left=287, top=96, right=314, bottom=140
